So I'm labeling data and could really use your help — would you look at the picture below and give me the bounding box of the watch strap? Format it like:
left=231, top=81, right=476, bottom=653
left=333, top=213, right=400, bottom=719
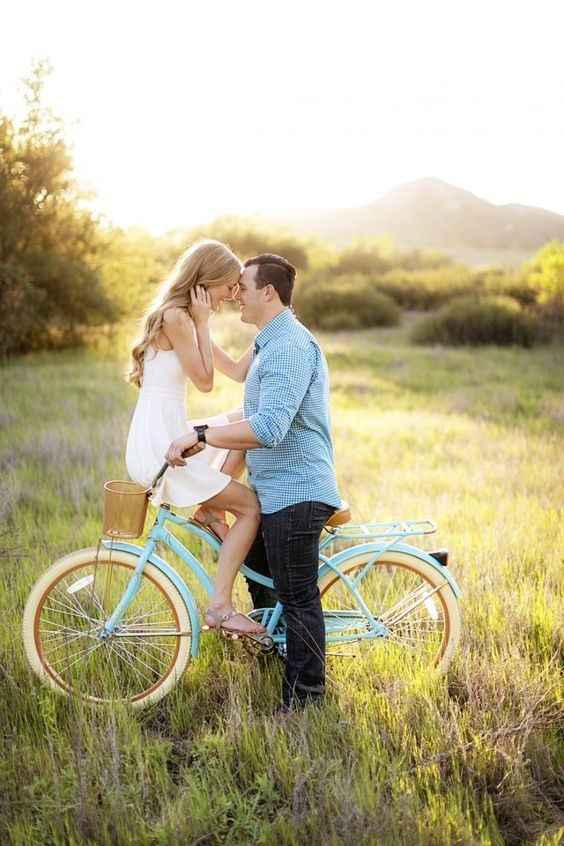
left=194, top=424, right=209, bottom=444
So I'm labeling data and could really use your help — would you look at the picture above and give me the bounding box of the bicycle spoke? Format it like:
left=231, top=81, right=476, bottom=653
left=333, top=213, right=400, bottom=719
left=32, top=556, right=189, bottom=704
left=120, top=637, right=177, bottom=659
left=379, top=582, right=431, bottom=623
left=118, top=622, right=179, bottom=634
left=85, top=587, right=106, bottom=617
left=116, top=634, right=173, bottom=669
left=62, top=581, right=98, bottom=622
left=384, top=586, right=444, bottom=627
left=125, top=606, right=173, bottom=625
left=321, top=555, right=452, bottom=670
left=387, top=625, right=437, bottom=645
left=40, top=622, right=92, bottom=638
left=43, top=595, right=95, bottom=623
left=51, top=640, right=105, bottom=674
left=392, top=617, right=442, bottom=631
left=42, top=631, right=92, bottom=655
left=380, top=564, right=398, bottom=608
left=111, top=639, right=161, bottom=685
left=106, top=641, right=130, bottom=693
left=122, top=618, right=175, bottom=631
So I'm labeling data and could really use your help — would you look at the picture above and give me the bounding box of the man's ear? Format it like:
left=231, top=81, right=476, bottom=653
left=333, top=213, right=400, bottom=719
left=264, top=283, right=278, bottom=303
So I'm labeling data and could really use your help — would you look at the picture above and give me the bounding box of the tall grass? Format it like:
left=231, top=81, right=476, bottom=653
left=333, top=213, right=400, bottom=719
left=1, top=313, right=562, bottom=845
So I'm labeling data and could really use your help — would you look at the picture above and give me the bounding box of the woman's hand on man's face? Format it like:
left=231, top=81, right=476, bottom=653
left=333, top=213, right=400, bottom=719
left=166, top=431, right=203, bottom=466
left=190, top=285, right=212, bottom=326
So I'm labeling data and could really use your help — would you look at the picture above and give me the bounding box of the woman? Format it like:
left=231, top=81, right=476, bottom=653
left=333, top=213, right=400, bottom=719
left=126, top=239, right=264, bottom=636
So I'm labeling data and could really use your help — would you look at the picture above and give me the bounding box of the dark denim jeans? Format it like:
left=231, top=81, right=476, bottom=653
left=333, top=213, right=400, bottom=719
left=245, top=500, right=335, bottom=708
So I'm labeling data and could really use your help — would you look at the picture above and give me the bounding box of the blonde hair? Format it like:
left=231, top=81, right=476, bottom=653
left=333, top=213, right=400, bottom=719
left=128, top=239, right=241, bottom=387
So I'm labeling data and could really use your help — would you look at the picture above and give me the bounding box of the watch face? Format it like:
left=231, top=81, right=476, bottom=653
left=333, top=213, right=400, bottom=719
left=195, top=424, right=207, bottom=442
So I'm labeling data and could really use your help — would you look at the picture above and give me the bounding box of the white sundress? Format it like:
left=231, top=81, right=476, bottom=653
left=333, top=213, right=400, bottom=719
left=125, top=346, right=231, bottom=508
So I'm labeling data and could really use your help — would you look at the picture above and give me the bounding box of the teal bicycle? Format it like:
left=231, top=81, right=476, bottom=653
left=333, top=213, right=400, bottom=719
left=23, top=474, right=462, bottom=708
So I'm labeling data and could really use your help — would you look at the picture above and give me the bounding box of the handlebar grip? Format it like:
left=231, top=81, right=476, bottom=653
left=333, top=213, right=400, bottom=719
left=181, top=442, right=205, bottom=459
left=150, top=443, right=205, bottom=492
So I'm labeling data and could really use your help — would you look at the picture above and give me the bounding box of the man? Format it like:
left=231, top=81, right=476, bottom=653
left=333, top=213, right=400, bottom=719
left=166, top=254, right=341, bottom=712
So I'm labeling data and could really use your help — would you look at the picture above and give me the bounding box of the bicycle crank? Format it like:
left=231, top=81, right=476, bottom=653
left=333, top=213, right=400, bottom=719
left=220, top=629, right=275, bottom=655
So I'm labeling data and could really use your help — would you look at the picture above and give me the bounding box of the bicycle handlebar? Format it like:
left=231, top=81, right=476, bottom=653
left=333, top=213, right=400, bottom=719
left=150, top=442, right=206, bottom=493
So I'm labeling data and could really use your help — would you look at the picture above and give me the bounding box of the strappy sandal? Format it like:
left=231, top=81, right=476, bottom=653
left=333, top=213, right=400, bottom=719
left=203, top=607, right=266, bottom=636
left=192, top=508, right=229, bottom=542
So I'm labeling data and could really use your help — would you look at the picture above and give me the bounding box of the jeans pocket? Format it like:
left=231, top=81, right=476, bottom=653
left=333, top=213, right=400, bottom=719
left=310, top=502, right=336, bottom=533
left=289, top=501, right=314, bottom=534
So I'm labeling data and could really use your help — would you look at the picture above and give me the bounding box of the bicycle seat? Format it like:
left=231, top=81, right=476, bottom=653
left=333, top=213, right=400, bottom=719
left=326, top=501, right=351, bottom=528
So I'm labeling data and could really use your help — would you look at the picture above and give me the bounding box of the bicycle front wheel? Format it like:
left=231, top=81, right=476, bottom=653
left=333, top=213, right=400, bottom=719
left=23, top=547, right=192, bottom=708
left=319, top=549, right=461, bottom=672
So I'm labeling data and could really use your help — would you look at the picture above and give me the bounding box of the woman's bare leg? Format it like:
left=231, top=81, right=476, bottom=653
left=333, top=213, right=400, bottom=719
left=192, top=408, right=247, bottom=533
left=192, top=449, right=247, bottom=538
left=221, top=448, right=246, bottom=479
left=193, top=409, right=247, bottom=534
left=199, top=479, right=263, bottom=634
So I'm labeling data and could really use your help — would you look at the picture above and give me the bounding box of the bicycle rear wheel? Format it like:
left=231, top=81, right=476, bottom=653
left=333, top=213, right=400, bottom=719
left=23, top=547, right=192, bottom=707
left=319, top=549, right=460, bottom=672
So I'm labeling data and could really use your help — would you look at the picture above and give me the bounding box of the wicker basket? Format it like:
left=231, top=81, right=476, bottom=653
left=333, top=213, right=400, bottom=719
left=103, top=480, right=150, bottom=539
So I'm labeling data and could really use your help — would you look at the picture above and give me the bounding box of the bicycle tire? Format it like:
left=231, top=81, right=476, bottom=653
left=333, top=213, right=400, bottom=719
left=319, top=549, right=461, bottom=672
left=23, top=546, right=192, bottom=708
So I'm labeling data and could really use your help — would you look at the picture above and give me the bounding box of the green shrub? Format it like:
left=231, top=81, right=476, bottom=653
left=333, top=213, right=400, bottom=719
left=376, top=266, right=475, bottom=310
left=316, top=311, right=363, bottom=332
left=0, top=62, right=117, bottom=356
left=294, top=274, right=400, bottom=330
left=181, top=216, right=310, bottom=270
left=329, top=239, right=453, bottom=278
left=397, top=248, right=454, bottom=271
left=475, top=269, right=538, bottom=307
left=0, top=262, right=46, bottom=356
left=412, top=295, right=549, bottom=347
left=526, top=241, right=564, bottom=323
left=332, top=238, right=395, bottom=276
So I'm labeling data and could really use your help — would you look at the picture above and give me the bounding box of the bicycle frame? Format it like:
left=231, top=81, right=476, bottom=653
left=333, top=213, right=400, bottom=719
left=100, top=506, right=462, bottom=657
left=100, top=505, right=283, bottom=655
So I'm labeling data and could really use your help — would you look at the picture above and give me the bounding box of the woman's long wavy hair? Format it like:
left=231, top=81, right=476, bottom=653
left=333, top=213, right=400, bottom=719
left=128, top=239, right=241, bottom=387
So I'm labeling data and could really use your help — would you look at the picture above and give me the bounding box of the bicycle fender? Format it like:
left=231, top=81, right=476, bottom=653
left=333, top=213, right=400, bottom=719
left=101, top=539, right=202, bottom=656
left=318, top=541, right=462, bottom=598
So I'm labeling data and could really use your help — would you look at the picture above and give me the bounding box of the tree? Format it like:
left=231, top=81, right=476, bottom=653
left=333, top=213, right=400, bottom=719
left=97, top=225, right=169, bottom=318
left=332, top=237, right=395, bottom=276
left=0, top=60, right=115, bottom=355
left=169, top=216, right=310, bottom=271
left=527, top=241, right=564, bottom=322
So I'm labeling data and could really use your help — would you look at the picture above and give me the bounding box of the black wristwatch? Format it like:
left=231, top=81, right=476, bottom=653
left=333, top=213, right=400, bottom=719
left=194, top=424, right=209, bottom=444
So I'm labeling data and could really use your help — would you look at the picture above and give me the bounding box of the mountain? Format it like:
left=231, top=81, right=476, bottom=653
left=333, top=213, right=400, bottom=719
left=274, top=178, right=564, bottom=264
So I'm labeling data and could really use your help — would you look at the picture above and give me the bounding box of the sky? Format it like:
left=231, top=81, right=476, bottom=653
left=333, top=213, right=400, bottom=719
left=2, top=0, right=564, bottom=233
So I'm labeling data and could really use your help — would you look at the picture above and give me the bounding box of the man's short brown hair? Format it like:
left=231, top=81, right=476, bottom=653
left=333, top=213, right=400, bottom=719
left=243, top=254, right=296, bottom=306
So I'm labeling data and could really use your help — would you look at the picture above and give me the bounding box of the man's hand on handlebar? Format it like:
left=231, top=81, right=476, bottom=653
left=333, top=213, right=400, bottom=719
left=166, top=431, right=204, bottom=466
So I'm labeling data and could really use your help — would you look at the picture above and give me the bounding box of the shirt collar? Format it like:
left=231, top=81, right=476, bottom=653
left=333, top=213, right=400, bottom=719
left=254, top=308, right=294, bottom=352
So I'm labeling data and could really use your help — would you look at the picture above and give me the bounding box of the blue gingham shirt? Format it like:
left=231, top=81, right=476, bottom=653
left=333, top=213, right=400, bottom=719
left=244, top=308, right=341, bottom=514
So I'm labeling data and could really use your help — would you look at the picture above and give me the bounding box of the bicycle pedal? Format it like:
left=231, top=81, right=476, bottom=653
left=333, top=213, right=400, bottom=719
left=257, top=635, right=275, bottom=655
left=240, top=635, right=260, bottom=654
left=221, top=629, right=240, bottom=641
left=244, top=633, right=275, bottom=655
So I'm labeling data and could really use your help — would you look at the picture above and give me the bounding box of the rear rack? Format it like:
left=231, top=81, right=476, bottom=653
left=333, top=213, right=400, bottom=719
left=324, top=519, right=437, bottom=541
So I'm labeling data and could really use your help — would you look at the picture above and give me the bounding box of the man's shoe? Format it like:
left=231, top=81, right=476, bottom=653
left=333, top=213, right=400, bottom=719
left=270, top=704, right=295, bottom=723
left=271, top=696, right=323, bottom=721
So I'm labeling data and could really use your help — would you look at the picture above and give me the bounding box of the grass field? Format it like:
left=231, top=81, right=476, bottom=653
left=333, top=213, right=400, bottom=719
left=1, top=313, right=563, bottom=845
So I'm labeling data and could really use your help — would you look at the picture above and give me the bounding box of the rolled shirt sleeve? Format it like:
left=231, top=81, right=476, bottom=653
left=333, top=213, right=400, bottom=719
left=248, top=343, right=316, bottom=448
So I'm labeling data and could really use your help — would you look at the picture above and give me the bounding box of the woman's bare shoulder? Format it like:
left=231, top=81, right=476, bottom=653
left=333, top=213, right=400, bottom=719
left=163, top=307, right=191, bottom=326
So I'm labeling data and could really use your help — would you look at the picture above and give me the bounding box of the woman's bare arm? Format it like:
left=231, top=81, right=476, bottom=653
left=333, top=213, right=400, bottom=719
left=162, top=307, right=214, bottom=393
left=212, top=342, right=253, bottom=383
